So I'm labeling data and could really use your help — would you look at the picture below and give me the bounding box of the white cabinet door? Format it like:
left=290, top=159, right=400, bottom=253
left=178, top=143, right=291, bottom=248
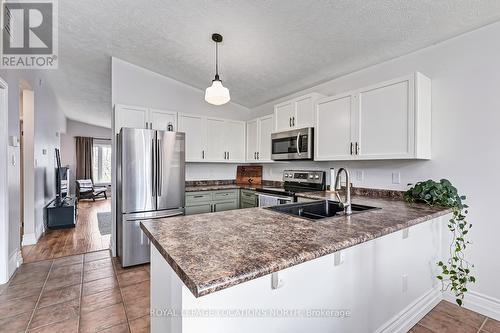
left=274, top=101, right=294, bottom=131
left=315, top=94, right=356, bottom=160
left=113, top=105, right=148, bottom=134
left=150, top=109, right=177, bottom=131
left=258, top=115, right=274, bottom=161
left=356, top=77, right=414, bottom=159
left=225, top=120, right=245, bottom=162
left=295, top=94, right=316, bottom=128
left=246, top=119, right=258, bottom=161
left=178, top=114, right=206, bottom=162
left=206, top=118, right=226, bottom=161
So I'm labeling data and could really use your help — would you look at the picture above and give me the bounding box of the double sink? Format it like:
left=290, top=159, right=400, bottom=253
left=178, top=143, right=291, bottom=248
left=267, top=200, right=378, bottom=220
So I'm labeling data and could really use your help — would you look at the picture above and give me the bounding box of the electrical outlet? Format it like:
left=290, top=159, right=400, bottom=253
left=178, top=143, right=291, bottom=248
left=402, top=274, right=408, bottom=293
left=356, top=170, right=364, bottom=182
left=392, top=172, right=401, bottom=184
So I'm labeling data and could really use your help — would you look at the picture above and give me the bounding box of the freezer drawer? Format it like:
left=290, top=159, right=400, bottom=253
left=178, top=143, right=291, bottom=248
left=120, top=218, right=151, bottom=267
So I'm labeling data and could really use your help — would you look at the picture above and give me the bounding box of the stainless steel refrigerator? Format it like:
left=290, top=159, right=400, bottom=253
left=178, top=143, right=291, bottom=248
left=116, top=128, right=185, bottom=267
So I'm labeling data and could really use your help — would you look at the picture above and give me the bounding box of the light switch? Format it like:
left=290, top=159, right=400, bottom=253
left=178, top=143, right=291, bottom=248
left=334, top=251, right=345, bottom=266
left=356, top=170, right=364, bottom=182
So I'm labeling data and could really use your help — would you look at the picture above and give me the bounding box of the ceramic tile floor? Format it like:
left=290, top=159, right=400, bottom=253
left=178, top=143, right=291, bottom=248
left=0, top=250, right=149, bottom=332
left=411, top=300, right=500, bottom=333
left=2, top=249, right=499, bottom=333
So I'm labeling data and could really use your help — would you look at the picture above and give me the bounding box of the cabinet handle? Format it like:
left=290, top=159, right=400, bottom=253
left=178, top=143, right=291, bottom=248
left=150, top=122, right=153, bottom=129
left=292, top=117, right=295, bottom=127
left=202, top=150, right=205, bottom=159
left=350, top=142, right=353, bottom=155
left=214, top=203, right=217, bottom=212
left=193, top=195, right=203, bottom=198
left=254, top=152, right=256, bottom=159
left=355, top=142, right=360, bottom=155
left=227, top=151, right=230, bottom=160
left=289, top=117, right=292, bottom=127
left=257, top=152, right=259, bottom=160
left=210, top=204, right=213, bottom=212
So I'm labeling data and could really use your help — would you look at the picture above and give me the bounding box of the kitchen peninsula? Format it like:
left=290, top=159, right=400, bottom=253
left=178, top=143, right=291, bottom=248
left=141, top=189, right=451, bottom=333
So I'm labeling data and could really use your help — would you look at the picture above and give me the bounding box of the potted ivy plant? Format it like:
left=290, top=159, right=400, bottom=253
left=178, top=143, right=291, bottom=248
left=404, top=179, right=475, bottom=306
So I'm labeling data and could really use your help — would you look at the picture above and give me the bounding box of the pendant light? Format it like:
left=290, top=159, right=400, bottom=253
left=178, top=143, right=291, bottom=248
left=205, top=33, right=230, bottom=105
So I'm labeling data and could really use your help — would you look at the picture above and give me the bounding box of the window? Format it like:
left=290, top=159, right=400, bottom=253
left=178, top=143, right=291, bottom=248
left=92, top=140, right=112, bottom=184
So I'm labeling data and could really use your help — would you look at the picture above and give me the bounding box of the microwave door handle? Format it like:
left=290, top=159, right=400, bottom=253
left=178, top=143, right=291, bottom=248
left=296, top=132, right=301, bottom=155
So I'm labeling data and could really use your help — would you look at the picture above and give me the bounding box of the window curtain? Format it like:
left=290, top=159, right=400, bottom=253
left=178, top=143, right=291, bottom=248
left=75, top=137, right=93, bottom=180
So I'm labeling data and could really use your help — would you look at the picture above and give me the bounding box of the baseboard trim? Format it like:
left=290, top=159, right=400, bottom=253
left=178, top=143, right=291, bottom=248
left=376, top=287, right=442, bottom=333
left=21, top=233, right=38, bottom=246
left=7, top=249, right=22, bottom=280
left=443, top=290, right=500, bottom=321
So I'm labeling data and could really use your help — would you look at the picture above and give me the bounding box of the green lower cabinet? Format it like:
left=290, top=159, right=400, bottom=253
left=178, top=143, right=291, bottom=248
left=213, top=200, right=239, bottom=212
left=185, top=204, right=212, bottom=215
left=240, top=189, right=258, bottom=208
left=240, top=201, right=256, bottom=209
left=185, top=189, right=240, bottom=216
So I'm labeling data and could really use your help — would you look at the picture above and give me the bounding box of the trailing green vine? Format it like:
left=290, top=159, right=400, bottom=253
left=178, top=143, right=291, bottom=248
left=404, top=179, right=475, bottom=306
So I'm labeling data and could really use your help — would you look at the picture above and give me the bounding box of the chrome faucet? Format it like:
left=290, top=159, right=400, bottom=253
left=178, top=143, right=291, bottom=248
left=334, top=168, right=352, bottom=215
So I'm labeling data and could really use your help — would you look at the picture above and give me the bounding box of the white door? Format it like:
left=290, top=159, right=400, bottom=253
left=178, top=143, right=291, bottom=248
left=246, top=119, right=258, bottom=161
left=295, top=94, right=315, bottom=128
left=206, top=118, right=226, bottom=161
left=225, top=120, right=245, bottom=162
left=357, top=78, right=414, bottom=158
left=178, top=114, right=206, bottom=162
left=274, top=101, right=295, bottom=131
left=114, top=105, right=148, bottom=134
left=315, top=94, right=356, bottom=160
left=150, top=109, right=177, bottom=131
left=258, top=115, right=273, bottom=161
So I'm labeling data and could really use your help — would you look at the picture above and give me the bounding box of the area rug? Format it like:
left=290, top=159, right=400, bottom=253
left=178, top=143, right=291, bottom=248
left=97, top=211, right=112, bottom=235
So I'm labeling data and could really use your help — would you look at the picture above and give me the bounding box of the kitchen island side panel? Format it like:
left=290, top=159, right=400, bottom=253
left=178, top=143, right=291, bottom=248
left=150, top=215, right=445, bottom=333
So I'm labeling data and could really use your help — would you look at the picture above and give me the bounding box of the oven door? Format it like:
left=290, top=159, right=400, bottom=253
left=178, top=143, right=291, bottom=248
left=271, top=127, right=313, bottom=160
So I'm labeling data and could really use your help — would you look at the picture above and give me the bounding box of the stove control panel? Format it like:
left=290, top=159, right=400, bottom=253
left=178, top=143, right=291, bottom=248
left=283, top=170, right=325, bottom=184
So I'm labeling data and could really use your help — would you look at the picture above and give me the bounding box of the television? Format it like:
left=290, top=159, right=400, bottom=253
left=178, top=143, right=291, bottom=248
left=55, top=149, right=69, bottom=198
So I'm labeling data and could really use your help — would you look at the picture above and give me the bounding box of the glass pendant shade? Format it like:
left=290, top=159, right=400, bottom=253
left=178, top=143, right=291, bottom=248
left=205, top=79, right=230, bottom=105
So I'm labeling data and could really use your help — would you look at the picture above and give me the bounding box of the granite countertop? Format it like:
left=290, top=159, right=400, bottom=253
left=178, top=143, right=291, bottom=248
left=140, top=192, right=451, bottom=298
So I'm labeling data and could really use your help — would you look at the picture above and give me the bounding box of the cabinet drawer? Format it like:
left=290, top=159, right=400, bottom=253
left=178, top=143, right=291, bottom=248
left=213, top=190, right=238, bottom=201
left=186, top=191, right=212, bottom=205
left=185, top=204, right=212, bottom=216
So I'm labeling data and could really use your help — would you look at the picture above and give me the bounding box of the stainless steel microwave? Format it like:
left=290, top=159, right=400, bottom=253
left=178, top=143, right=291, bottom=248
left=271, top=127, right=313, bottom=161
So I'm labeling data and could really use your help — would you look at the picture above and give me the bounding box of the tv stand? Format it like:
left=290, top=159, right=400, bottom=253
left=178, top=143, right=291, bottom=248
left=46, top=196, right=77, bottom=229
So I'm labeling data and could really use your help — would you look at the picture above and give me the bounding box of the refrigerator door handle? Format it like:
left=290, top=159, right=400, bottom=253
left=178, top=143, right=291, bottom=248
left=151, top=139, right=156, bottom=197
left=157, top=138, right=162, bottom=196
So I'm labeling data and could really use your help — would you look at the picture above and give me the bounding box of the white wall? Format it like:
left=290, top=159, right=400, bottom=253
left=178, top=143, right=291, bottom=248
left=251, top=22, right=500, bottom=308
left=0, top=70, right=66, bottom=252
left=60, top=119, right=112, bottom=194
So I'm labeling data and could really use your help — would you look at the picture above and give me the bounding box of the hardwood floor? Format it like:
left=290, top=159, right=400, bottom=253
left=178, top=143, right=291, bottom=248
left=22, top=199, right=112, bottom=263
left=0, top=250, right=150, bottom=332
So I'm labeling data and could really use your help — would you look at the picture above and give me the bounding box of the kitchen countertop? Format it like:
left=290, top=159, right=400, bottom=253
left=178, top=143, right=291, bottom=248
left=140, top=191, right=451, bottom=298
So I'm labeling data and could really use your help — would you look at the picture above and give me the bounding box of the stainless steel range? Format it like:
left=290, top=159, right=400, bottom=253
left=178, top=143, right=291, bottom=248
left=255, top=170, right=326, bottom=207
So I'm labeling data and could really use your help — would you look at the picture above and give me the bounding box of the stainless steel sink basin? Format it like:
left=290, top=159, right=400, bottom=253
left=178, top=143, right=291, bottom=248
left=266, top=200, right=378, bottom=220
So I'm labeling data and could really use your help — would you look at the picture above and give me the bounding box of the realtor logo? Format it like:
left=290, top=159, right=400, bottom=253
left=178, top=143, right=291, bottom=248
left=1, top=0, right=58, bottom=69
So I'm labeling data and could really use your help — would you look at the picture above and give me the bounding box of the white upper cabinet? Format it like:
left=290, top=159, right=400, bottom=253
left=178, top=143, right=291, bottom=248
left=315, top=93, right=356, bottom=161
left=178, top=114, right=206, bottom=162
left=258, top=115, right=273, bottom=161
left=246, top=114, right=274, bottom=162
left=274, top=93, right=325, bottom=131
left=246, top=119, right=258, bottom=161
left=206, top=118, right=226, bottom=162
left=225, top=120, right=246, bottom=162
left=113, top=104, right=149, bottom=134
left=314, top=72, right=431, bottom=161
left=178, top=114, right=245, bottom=163
left=150, top=109, right=177, bottom=131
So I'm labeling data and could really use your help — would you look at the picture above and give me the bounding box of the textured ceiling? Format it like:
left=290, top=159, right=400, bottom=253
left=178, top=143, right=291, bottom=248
left=44, top=0, right=500, bottom=127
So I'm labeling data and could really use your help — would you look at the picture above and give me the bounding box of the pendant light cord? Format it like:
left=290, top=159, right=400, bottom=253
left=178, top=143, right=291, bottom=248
left=215, top=41, right=219, bottom=80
